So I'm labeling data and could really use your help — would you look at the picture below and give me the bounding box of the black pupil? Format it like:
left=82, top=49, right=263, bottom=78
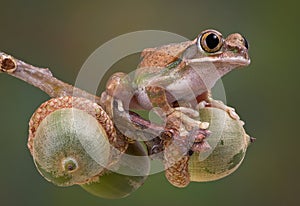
left=206, top=33, right=219, bottom=49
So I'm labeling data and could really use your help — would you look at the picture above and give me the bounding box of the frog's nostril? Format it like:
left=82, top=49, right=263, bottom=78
left=242, top=36, right=249, bottom=50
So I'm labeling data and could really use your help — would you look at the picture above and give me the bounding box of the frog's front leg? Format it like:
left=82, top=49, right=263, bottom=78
left=146, top=86, right=211, bottom=187
left=145, top=85, right=174, bottom=115
left=196, top=91, right=241, bottom=120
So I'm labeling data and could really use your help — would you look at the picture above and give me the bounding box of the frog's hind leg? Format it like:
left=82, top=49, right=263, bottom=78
left=146, top=86, right=211, bottom=187
left=165, top=155, right=190, bottom=188
left=163, top=113, right=191, bottom=188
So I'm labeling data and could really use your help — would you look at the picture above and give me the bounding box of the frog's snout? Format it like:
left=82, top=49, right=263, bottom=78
left=225, top=33, right=249, bottom=52
left=223, top=33, right=250, bottom=63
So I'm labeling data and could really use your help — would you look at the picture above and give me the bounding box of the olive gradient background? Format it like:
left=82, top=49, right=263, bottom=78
left=0, top=0, right=298, bottom=206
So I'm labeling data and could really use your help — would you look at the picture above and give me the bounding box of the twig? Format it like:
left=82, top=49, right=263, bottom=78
left=0, top=52, right=101, bottom=104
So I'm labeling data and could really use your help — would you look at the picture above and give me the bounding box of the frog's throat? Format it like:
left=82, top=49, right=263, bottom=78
left=185, top=56, right=250, bottom=66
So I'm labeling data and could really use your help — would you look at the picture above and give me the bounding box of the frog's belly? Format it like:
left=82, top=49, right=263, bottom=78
left=166, top=74, right=216, bottom=102
left=135, top=86, right=204, bottom=110
left=135, top=79, right=213, bottom=110
left=166, top=79, right=206, bottom=102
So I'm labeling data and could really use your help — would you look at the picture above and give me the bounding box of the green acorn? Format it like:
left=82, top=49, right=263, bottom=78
left=28, top=96, right=149, bottom=198
left=188, top=107, right=251, bottom=182
left=81, top=141, right=149, bottom=199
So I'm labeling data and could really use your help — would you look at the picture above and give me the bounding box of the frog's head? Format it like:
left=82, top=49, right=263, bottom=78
left=183, top=29, right=250, bottom=77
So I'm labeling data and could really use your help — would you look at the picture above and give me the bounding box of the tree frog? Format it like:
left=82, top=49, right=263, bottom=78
left=101, top=29, right=250, bottom=187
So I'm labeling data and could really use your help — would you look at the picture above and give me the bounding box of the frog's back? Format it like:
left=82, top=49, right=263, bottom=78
left=138, top=41, right=194, bottom=73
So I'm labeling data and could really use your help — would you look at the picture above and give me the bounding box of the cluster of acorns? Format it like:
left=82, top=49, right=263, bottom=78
left=27, top=94, right=251, bottom=199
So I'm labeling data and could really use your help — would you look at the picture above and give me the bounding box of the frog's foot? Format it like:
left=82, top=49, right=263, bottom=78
left=169, top=109, right=210, bottom=130
left=197, top=98, right=241, bottom=120
left=159, top=126, right=211, bottom=155
left=174, top=106, right=200, bottom=119
left=162, top=109, right=211, bottom=153
left=188, top=128, right=212, bottom=153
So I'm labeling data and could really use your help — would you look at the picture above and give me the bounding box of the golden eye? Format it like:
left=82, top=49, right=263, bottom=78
left=198, top=30, right=223, bottom=53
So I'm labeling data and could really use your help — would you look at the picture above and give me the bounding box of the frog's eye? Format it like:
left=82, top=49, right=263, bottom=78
left=242, top=36, right=249, bottom=49
left=198, top=30, right=223, bottom=53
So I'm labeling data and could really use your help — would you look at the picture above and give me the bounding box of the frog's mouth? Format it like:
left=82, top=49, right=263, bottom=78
left=186, top=56, right=250, bottom=67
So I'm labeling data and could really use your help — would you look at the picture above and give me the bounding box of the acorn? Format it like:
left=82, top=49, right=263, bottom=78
left=28, top=96, right=149, bottom=198
left=188, top=107, right=251, bottom=182
left=81, top=141, right=149, bottom=199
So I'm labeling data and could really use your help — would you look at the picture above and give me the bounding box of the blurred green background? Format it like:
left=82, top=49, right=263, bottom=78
left=0, top=0, right=298, bottom=205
